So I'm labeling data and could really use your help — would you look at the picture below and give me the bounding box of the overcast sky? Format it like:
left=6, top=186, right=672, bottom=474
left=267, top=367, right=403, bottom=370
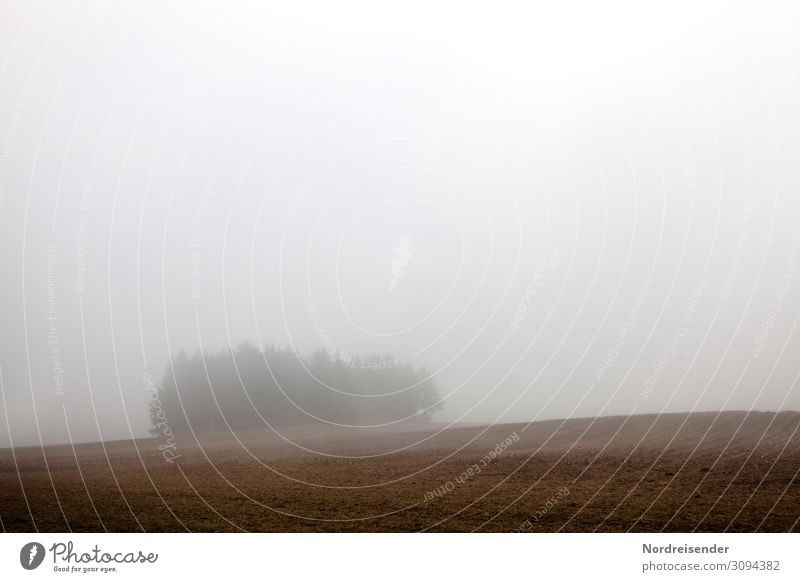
left=1, top=0, right=799, bottom=446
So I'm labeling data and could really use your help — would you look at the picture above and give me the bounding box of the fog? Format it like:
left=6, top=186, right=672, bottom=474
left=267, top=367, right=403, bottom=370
left=1, top=1, right=799, bottom=447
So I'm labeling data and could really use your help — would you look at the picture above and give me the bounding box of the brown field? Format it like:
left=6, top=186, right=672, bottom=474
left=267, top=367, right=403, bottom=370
left=1, top=411, right=798, bottom=532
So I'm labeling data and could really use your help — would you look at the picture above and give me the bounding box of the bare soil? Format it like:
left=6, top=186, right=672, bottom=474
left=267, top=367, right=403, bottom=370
left=1, top=411, right=798, bottom=532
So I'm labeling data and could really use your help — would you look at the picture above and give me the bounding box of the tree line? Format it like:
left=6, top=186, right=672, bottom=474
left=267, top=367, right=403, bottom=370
left=147, top=343, right=443, bottom=434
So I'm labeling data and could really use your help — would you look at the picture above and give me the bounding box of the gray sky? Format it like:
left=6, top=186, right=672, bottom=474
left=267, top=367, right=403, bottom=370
left=1, top=0, right=799, bottom=446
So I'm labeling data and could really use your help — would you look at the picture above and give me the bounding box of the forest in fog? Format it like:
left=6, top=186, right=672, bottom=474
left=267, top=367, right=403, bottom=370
left=147, top=343, right=442, bottom=433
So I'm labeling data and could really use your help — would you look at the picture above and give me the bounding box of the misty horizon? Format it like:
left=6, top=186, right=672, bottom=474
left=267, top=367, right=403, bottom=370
left=2, top=1, right=800, bottom=449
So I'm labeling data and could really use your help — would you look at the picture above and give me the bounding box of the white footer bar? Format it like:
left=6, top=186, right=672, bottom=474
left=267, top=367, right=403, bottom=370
left=1, top=533, right=795, bottom=581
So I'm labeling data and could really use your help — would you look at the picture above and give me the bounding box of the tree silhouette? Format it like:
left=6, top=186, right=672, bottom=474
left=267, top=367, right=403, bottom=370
left=148, top=344, right=442, bottom=433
